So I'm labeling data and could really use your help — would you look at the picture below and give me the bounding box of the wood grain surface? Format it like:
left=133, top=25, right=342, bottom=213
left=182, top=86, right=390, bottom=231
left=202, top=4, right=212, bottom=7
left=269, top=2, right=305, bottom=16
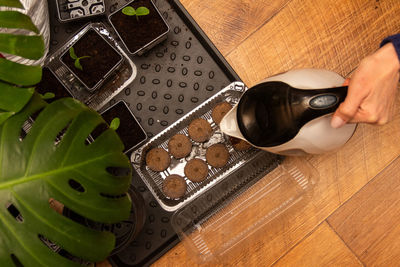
left=153, top=0, right=400, bottom=265
left=328, top=156, right=400, bottom=266
left=274, top=222, right=362, bottom=266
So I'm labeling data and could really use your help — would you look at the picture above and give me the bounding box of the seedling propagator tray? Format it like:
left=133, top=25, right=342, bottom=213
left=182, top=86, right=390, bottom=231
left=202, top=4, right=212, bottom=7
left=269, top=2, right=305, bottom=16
left=46, top=0, right=319, bottom=266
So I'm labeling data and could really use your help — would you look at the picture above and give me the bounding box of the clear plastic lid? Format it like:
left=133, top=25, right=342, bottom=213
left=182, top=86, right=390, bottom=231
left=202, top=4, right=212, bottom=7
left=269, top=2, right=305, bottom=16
left=171, top=156, right=319, bottom=263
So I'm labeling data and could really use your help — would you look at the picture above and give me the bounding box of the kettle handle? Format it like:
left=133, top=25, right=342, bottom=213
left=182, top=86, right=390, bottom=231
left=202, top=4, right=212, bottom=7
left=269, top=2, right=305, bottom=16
left=304, top=86, right=348, bottom=111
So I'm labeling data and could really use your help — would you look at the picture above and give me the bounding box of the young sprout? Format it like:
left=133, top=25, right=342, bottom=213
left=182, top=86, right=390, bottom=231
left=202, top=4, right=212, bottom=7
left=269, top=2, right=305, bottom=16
left=122, top=6, right=150, bottom=21
left=40, top=92, right=55, bottom=100
left=110, top=117, right=120, bottom=131
left=69, top=47, right=90, bottom=71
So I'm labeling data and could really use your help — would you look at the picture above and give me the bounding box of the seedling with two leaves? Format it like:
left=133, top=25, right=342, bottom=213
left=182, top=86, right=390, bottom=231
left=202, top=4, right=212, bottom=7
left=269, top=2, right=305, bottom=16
left=122, top=6, right=150, bottom=20
left=69, top=46, right=90, bottom=70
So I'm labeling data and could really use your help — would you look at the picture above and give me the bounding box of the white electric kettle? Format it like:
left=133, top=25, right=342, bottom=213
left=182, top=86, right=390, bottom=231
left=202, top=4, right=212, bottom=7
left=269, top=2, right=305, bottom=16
left=220, top=69, right=357, bottom=155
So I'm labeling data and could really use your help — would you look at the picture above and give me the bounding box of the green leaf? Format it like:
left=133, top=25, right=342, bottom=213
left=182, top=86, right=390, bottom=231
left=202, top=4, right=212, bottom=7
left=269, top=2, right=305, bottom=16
left=0, top=94, right=132, bottom=265
left=0, top=83, right=34, bottom=124
left=122, top=6, right=136, bottom=16
left=69, top=47, right=77, bottom=60
left=0, top=9, right=41, bottom=120
left=41, top=92, right=55, bottom=100
left=135, top=7, right=150, bottom=16
left=0, top=111, right=14, bottom=125
left=0, top=58, right=42, bottom=86
left=0, top=11, right=39, bottom=34
left=0, top=83, right=34, bottom=112
left=0, top=33, right=44, bottom=60
left=74, top=56, right=90, bottom=71
left=109, top=118, right=120, bottom=130
left=0, top=0, right=23, bottom=8
left=74, top=58, right=82, bottom=71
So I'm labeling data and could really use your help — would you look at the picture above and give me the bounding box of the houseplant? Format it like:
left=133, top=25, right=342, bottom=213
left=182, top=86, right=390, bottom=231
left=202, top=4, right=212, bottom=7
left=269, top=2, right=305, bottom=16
left=0, top=1, right=132, bottom=265
left=108, top=0, right=170, bottom=55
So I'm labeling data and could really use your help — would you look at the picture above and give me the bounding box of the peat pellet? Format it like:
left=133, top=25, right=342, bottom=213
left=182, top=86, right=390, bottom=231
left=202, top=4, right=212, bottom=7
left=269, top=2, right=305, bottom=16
left=162, top=174, right=187, bottom=199
left=168, top=134, right=192, bottom=159
left=184, top=158, right=208, bottom=182
left=188, top=118, right=212, bottom=143
left=145, top=147, right=170, bottom=172
left=211, top=101, right=232, bottom=125
left=206, top=143, right=229, bottom=168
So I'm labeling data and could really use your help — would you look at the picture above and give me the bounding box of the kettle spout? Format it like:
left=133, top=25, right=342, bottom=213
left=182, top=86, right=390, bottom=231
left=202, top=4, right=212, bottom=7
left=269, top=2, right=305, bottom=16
left=219, top=105, right=247, bottom=141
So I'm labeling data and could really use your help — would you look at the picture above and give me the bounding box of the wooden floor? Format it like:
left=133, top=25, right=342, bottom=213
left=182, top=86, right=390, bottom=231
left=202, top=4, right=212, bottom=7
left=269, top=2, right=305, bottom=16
left=153, top=0, right=400, bottom=266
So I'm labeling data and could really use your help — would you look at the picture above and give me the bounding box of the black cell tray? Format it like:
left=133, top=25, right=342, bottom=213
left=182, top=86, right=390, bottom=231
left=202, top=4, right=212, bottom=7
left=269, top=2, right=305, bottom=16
left=47, top=0, right=241, bottom=266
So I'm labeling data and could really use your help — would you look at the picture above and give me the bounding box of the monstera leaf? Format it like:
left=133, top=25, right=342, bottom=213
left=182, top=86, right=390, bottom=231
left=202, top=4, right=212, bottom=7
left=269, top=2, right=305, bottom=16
left=0, top=94, right=132, bottom=266
left=0, top=1, right=44, bottom=125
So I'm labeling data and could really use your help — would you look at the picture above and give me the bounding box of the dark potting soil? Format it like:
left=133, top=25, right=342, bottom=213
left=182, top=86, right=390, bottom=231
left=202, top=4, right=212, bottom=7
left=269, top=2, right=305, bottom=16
left=92, top=101, right=147, bottom=153
left=61, top=29, right=122, bottom=90
left=36, top=67, right=72, bottom=102
left=109, top=0, right=169, bottom=54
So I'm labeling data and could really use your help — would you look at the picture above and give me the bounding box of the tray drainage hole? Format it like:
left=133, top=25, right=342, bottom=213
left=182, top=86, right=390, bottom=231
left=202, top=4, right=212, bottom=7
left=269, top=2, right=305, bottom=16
left=148, top=214, right=155, bottom=223
left=146, top=229, right=154, bottom=235
left=161, top=229, right=167, bottom=238
left=82, top=0, right=88, bottom=6
left=6, top=203, right=24, bottom=222
left=145, top=241, right=152, bottom=250
left=68, top=179, right=85, bottom=193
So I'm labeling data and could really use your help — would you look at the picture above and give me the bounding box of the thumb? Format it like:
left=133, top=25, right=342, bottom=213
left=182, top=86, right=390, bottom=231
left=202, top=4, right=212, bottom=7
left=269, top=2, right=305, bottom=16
left=331, top=78, right=363, bottom=128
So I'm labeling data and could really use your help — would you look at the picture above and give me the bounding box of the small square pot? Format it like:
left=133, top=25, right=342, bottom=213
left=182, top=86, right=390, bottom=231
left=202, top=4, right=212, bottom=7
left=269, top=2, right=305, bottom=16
left=108, top=0, right=170, bottom=55
left=56, top=0, right=106, bottom=22
left=92, top=101, right=147, bottom=154
left=36, top=67, right=73, bottom=102
left=60, top=26, right=123, bottom=92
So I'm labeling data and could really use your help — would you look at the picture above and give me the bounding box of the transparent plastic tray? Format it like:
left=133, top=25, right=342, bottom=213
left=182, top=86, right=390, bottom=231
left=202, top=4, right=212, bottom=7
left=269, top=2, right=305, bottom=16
left=171, top=156, right=319, bottom=263
left=130, top=82, right=283, bottom=211
left=45, top=22, right=137, bottom=111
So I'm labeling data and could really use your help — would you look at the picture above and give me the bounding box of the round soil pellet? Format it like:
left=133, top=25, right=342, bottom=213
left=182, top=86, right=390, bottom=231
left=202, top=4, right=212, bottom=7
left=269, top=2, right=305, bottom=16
left=230, top=137, right=252, bottom=151
left=206, top=143, right=230, bottom=168
left=145, top=147, right=170, bottom=172
left=188, top=118, right=212, bottom=143
left=162, top=174, right=187, bottom=199
left=168, top=134, right=192, bottom=159
left=184, top=158, right=209, bottom=182
left=212, top=101, right=232, bottom=125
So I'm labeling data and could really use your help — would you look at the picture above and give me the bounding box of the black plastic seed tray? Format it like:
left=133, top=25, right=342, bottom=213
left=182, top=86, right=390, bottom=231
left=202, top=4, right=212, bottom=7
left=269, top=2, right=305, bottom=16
left=47, top=0, right=241, bottom=266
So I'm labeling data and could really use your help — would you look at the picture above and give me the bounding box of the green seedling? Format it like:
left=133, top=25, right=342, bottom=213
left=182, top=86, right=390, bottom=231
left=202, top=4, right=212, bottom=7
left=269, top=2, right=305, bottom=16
left=40, top=92, right=55, bottom=100
left=110, top=117, right=120, bottom=130
left=69, top=46, right=90, bottom=71
left=122, top=6, right=150, bottom=21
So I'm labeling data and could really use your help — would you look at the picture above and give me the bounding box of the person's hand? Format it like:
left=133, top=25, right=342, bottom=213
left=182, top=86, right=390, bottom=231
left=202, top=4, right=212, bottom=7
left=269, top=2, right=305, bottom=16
left=331, top=42, right=400, bottom=128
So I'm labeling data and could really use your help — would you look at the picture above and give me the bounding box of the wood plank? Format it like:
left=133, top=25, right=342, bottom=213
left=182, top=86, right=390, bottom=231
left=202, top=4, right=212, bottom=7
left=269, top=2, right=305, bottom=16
left=328, top=156, right=400, bottom=266
left=273, top=222, right=362, bottom=266
left=154, top=0, right=400, bottom=266
left=225, top=0, right=400, bottom=85
left=179, top=0, right=292, bottom=56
